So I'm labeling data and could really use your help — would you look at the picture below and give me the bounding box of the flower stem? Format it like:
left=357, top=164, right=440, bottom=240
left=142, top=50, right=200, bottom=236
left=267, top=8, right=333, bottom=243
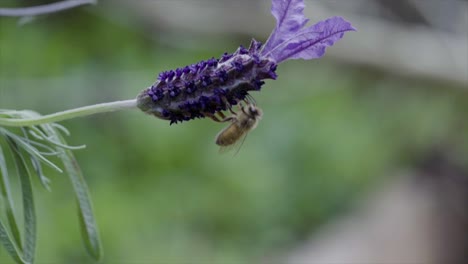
left=0, top=0, right=96, bottom=17
left=0, top=99, right=137, bottom=127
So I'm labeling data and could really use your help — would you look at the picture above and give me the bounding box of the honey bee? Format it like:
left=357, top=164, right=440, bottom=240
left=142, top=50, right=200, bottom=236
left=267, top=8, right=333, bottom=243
left=215, top=103, right=263, bottom=152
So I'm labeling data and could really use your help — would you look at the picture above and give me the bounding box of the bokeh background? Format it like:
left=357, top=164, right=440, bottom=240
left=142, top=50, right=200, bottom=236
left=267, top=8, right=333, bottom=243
left=1, top=0, right=467, bottom=263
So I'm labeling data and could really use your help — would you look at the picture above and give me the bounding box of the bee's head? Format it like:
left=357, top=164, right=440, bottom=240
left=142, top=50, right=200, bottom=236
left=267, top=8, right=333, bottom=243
left=243, top=104, right=262, bottom=118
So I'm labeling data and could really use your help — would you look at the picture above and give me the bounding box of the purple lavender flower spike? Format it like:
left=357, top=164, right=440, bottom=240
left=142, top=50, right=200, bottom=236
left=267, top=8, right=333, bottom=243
left=137, top=0, right=355, bottom=124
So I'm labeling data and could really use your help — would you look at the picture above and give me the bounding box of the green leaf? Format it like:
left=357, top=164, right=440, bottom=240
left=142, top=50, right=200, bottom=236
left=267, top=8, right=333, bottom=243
left=27, top=126, right=86, bottom=151
left=40, top=124, right=102, bottom=260
left=1, top=111, right=102, bottom=261
left=0, top=128, right=63, bottom=173
left=0, top=146, right=23, bottom=251
left=59, top=146, right=103, bottom=261
left=7, top=138, right=36, bottom=264
left=20, top=128, right=51, bottom=192
left=0, top=220, right=24, bottom=264
left=29, top=155, right=51, bottom=192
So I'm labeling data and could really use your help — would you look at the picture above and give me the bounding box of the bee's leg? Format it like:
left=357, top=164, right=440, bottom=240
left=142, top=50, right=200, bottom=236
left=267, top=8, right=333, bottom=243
left=241, top=106, right=248, bottom=115
left=205, top=112, right=235, bottom=123
left=237, top=101, right=248, bottom=115
left=221, top=97, right=237, bottom=115
left=228, top=107, right=236, bottom=115
left=221, top=116, right=236, bottom=122
left=205, top=113, right=222, bottom=122
left=217, top=111, right=226, bottom=119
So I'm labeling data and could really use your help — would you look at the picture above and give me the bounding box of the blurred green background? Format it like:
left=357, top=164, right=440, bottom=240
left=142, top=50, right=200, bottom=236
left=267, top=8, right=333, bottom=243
left=1, top=1, right=467, bottom=263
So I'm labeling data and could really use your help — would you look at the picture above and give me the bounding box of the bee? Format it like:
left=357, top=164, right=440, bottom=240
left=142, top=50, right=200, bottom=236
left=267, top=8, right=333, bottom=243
left=215, top=103, right=263, bottom=152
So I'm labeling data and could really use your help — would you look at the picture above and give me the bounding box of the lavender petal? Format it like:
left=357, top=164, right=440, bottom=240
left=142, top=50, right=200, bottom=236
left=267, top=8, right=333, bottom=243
left=265, top=16, right=356, bottom=63
left=262, top=0, right=309, bottom=55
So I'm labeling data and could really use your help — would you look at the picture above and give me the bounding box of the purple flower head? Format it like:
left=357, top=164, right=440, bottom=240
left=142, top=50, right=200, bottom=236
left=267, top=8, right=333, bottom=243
left=137, top=0, right=355, bottom=124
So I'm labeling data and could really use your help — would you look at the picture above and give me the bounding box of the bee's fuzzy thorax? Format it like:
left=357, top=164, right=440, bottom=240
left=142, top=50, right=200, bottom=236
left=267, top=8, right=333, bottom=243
left=137, top=40, right=277, bottom=125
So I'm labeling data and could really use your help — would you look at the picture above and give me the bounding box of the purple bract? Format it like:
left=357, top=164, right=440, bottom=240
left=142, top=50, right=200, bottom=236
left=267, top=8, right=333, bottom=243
left=137, top=0, right=355, bottom=124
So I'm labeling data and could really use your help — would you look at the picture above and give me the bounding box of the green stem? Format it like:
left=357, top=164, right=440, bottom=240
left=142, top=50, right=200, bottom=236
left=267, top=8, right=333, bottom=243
left=0, top=99, right=137, bottom=127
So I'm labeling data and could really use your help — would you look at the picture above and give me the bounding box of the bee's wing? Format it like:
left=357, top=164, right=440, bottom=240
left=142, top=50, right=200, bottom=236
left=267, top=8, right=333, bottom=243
left=218, top=131, right=249, bottom=155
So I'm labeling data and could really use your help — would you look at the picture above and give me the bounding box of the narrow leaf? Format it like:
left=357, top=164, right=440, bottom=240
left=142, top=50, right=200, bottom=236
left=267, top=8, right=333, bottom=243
left=28, top=126, right=85, bottom=150
left=7, top=138, right=36, bottom=264
left=60, top=149, right=103, bottom=260
left=0, top=129, right=62, bottom=173
left=29, top=155, right=51, bottom=192
left=16, top=112, right=102, bottom=260
left=51, top=123, right=70, bottom=136
left=0, top=220, right=24, bottom=264
left=50, top=129, right=102, bottom=260
left=0, top=145, right=22, bottom=251
left=21, top=128, right=51, bottom=191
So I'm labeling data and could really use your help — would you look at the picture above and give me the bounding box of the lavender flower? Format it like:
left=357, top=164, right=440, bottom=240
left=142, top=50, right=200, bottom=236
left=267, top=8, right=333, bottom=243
left=137, top=0, right=356, bottom=125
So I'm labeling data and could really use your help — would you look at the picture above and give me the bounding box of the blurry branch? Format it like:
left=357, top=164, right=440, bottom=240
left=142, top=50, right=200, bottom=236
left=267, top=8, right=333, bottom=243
left=0, top=0, right=96, bottom=17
